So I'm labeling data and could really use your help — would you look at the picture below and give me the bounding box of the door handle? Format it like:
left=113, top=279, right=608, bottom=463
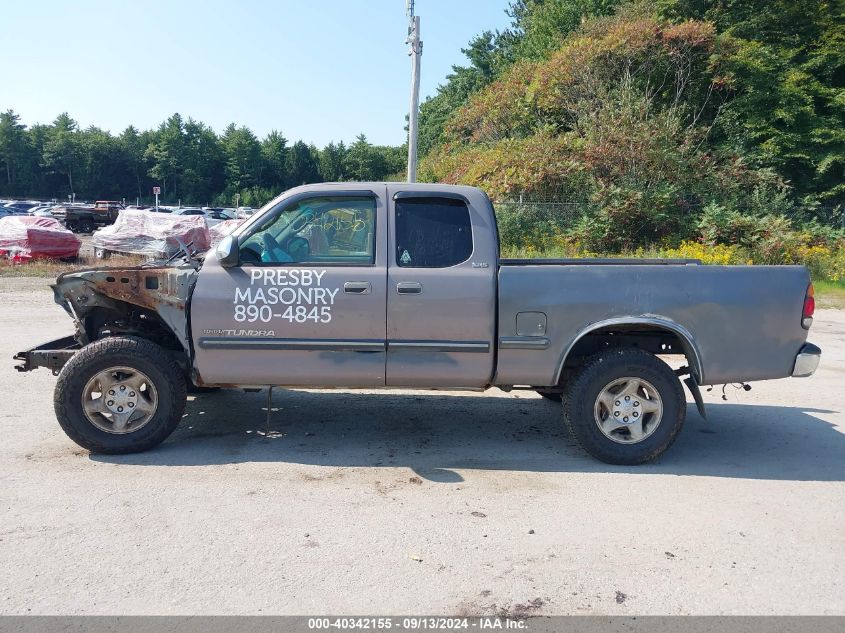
left=396, top=282, right=422, bottom=295
left=344, top=281, right=371, bottom=295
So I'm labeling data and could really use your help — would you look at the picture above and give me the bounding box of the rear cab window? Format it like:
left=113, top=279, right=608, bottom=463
left=394, top=197, right=473, bottom=268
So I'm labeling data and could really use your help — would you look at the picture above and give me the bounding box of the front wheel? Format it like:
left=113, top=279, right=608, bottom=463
left=94, top=247, right=111, bottom=259
left=562, top=349, right=685, bottom=465
left=54, top=336, right=187, bottom=454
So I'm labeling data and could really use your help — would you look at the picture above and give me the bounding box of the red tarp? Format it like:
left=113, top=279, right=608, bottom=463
left=92, top=210, right=211, bottom=257
left=0, top=216, right=82, bottom=262
left=209, top=219, right=245, bottom=246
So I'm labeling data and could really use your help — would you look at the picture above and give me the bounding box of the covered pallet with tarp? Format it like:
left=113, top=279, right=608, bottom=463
left=209, top=218, right=245, bottom=246
left=92, top=210, right=210, bottom=259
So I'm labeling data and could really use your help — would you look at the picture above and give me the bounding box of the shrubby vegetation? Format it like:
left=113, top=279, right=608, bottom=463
left=500, top=207, right=845, bottom=283
left=0, top=113, right=405, bottom=207
left=420, top=0, right=844, bottom=281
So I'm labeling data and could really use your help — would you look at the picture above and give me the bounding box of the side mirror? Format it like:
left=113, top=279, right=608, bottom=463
left=216, top=235, right=239, bottom=267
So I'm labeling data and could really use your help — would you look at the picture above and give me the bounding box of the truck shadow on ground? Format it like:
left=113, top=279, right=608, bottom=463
left=91, top=389, right=844, bottom=482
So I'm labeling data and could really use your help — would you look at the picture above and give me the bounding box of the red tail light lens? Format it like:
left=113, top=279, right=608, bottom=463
left=802, top=283, right=814, bottom=328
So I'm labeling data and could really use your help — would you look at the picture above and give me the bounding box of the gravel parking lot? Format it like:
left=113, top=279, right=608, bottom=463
left=0, top=276, right=842, bottom=615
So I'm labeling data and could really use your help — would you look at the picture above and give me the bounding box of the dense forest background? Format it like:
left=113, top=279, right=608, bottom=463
left=1, top=0, right=843, bottom=273
left=0, top=112, right=406, bottom=207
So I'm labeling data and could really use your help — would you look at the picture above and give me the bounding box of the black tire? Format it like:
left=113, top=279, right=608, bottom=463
left=535, top=390, right=562, bottom=402
left=78, top=218, right=94, bottom=233
left=562, top=349, right=685, bottom=465
left=54, top=336, right=187, bottom=454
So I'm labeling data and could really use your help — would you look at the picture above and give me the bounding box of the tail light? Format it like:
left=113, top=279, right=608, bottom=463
left=802, top=283, right=815, bottom=329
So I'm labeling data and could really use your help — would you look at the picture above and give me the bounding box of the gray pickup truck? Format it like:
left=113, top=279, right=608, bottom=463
left=14, top=183, right=821, bottom=464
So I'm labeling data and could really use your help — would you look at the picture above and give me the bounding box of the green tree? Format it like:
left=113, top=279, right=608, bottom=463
left=42, top=113, right=82, bottom=197
left=659, top=0, right=845, bottom=207
left=145, top=113, right=186, bottom=200
left=261, top=130, right=289, bottom=190
left=119, top=125, right=147, bottom=201
left=418, top=32, right=504, bottom=155
left=221, top=123, right=261, bottom=195
left=318, top=141, right=347, bottom=181
left=285, top=140, right=320, bottom=186
left=417, top=1, right=623, bottom=156
left=78, top=126, right=128, bottom=200
left=25, top=124, right=51, bottom=198
left=182, top=118, right=224, bottom=204
left=509, top=0, right=623, bottom=60
left=0, top=110, right=31, bottom=195
left=344, top=134, right=387, bottom=181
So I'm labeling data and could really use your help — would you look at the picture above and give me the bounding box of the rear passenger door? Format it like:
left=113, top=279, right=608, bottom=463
left=385, top=189, right=497, bottom=388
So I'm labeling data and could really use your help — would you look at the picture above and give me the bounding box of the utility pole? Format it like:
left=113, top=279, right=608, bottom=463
left=406, top=0, right=423, bottom=182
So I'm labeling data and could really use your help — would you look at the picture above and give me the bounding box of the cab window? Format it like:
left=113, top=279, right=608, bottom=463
left=239, top=196, right=376, bottom=265
left=395, top=197, right=473, bottom=268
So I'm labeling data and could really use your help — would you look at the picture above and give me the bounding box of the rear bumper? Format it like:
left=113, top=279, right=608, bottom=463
left=792, top=342, right=821, bottom=377
left=13, top=335, right=80, bottom=374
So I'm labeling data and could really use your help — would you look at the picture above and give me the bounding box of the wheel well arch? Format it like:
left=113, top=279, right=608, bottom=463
left=82, top=303, right=183, bottom=353
left=555, top=317, right=704, bottom=384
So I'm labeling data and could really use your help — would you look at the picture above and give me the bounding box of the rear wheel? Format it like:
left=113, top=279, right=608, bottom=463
left=78, top=218, right=94, bottom=233
left=562, top=349, right=685, bottom=465
left=54, top=336, right=186, bottom=454
left=94, top=247, right=111, bottom=259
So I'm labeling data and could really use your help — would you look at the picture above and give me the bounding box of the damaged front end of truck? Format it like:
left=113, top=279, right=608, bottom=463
left=13, top=260, right=200, bottom=375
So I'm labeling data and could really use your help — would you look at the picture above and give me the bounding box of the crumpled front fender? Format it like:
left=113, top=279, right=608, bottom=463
left=52, top=264, right=199, bottom=351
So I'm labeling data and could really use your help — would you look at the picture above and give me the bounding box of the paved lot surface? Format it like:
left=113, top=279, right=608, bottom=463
left=0, top=276, right=843, bottom=615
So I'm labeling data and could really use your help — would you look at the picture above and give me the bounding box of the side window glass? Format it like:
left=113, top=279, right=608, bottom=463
left=395, top=197, right=473, bottom=268
left=239, top=196, right=376, bottom=265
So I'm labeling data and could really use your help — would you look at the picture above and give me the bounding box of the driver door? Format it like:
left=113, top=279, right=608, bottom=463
left=191, top=188, right=388, bottom=387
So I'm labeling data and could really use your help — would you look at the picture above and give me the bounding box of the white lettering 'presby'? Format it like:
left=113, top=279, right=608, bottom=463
left=249, top=269, right=327, bottom=287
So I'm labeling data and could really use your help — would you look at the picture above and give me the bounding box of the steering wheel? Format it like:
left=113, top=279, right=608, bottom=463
left=261, top=233, right=292, bottom=263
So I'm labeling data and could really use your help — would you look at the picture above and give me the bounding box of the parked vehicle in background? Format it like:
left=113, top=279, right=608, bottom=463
left=28, top=205, right=57, bottom=217
left=52, top=201, right=125, bottom=233
left=15, top=183, right=821, bottom=465
left=203, top=207, right=237, bottom=220
left=171, top=207, right=230, bottom=227
left=3, top=201, right=38, bottom=214
left=236, top=206, right=255, bottom=219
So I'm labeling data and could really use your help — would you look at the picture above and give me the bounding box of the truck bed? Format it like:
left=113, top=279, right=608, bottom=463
left=495, top=263, right=811, bottom=387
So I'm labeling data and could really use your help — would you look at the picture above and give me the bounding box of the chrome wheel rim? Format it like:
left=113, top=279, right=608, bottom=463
left=81, top=366, right=158, bottom=434
left=594, top=376, right=663, bottom=444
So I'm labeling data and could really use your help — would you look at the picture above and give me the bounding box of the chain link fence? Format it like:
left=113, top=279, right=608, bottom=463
left=493, top=200, right=589, bottom=251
